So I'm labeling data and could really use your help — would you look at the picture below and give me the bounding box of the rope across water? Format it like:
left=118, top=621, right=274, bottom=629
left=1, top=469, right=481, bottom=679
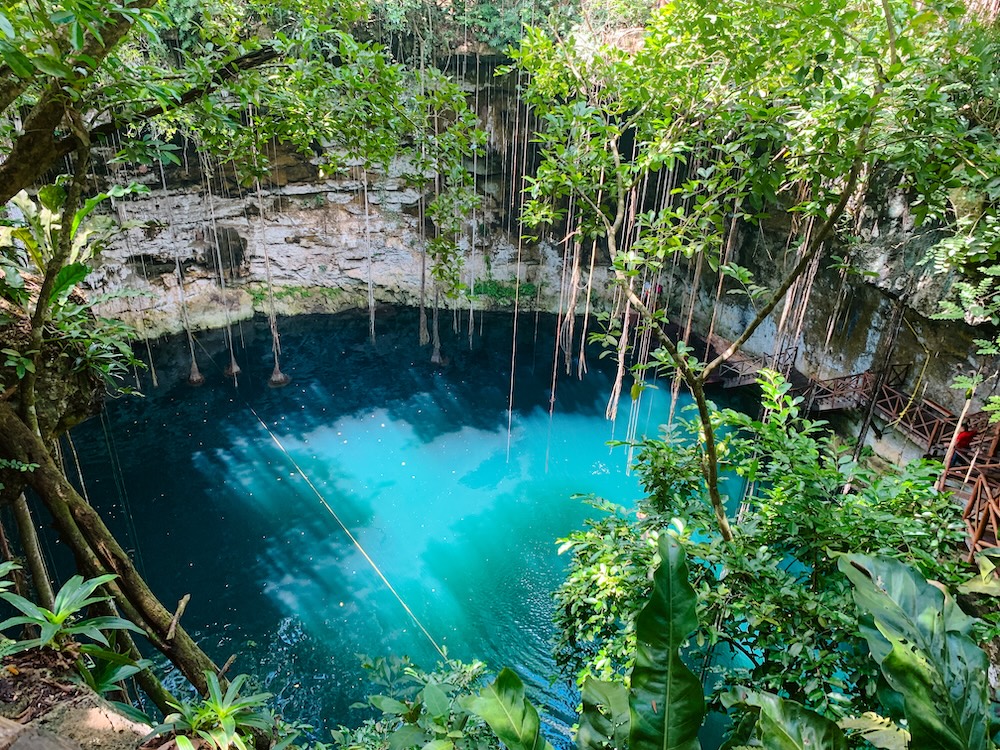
left=244, top=405, right=448, bottom=661
left=194, top=339, right=448, bottom=661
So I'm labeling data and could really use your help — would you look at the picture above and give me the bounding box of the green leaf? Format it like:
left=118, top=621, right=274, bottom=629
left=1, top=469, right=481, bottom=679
left=628, top=536, right=704, bottom=750
left=422, top=683, right=451, bottom=719
left=31, top=56, right=74, bottom=78
left=0, top=592, right=51, bottom=623
left=957, top=577, right=1000, bottom=596
left=37, top=184, right=67, bottom=212
left=578, top=678, right=629, bottom=750
left=727, top=690, right=847, bottom=750
left=462, top=668, right=553, bottom=750
left=51, top=574, right=116, bottom=621
left=389, top=724, right=427, bottom=750
left=108, top=700, right=153, bottom=726
left=0, top=12, right=14, bottom=39
left=69, top=21, right=85, bottom=51
left=0, top=42, right=34, bottom=78
left=50, top=262, right=90, bottom=302
left=838, top=713, right=909, bottom=750
left=839, top=555, right=990, bottom=750
left=63, top=615, right=144, bottom=637
left=0, top=615, right=47, bottom=632
left=371, top=695, right=410, bottom=715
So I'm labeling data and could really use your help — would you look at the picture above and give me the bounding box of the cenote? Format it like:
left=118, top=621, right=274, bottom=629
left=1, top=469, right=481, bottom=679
left=59, top=307, right=742, bottom=740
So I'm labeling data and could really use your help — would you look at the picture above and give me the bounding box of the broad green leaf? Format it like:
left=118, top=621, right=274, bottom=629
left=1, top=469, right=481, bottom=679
left=31, top=55, right=74, bottom=78
left=958, top=552, right=1000, bottom=596
left=840, top=555, right=990, bottom=750
left=422, top=683, right=451, bottom=719
left=371, top=695, right=410, bottom=715
left=957, top=577, right=1000, bottom=596
left=462, top=668, right=553, bottom=750
left=50, top=262, right=90, bottom=302
left=629, top=536, right=704, bottom=750
left=838, top=713, right=909, bottom=750
left=389, top=724, right=427, bottom=750
left=578, top=678, right=629, bottom=750
left=727, top=690, right=846, bottom=750
left=0, top=12, right=13, bottom=39
left=37, top=185, right=66, bottom=213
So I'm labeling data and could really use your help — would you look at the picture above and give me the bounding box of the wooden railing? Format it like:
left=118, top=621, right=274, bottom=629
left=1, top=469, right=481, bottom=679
left=719, top=356, right=1000, bottom=558
left=942, top=463, right=1000, bottom=560
left=872, top=383, right=956, bottom=453
left=802, top=371, right=871, bottom=412
left=719, top=346, right=798, bottom=388
left=883, top=363, right=911, bottom=388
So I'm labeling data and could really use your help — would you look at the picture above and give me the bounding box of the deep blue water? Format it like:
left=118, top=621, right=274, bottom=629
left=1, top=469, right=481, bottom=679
left=65, top=307, right=710, bottom=740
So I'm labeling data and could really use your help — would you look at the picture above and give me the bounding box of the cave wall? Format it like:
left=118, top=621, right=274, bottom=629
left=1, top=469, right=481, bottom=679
left=87, top=65, right=593, bottom=338
left=83, top=76, right=996, bottom=429
left=660, top=188, right=999, bottom=453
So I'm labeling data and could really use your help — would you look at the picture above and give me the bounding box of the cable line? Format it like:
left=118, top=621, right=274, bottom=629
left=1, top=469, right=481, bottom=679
left=244, top=405, right=447, bottom=660
left=192, top=337, right=447, bottom=660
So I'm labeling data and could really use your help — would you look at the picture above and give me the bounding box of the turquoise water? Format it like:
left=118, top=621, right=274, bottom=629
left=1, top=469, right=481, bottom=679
left=68, top=308, right=691, bottom=739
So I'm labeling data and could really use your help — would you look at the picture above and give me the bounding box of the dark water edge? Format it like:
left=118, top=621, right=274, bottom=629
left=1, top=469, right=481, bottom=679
left=51, top=307, right=751, bottom=747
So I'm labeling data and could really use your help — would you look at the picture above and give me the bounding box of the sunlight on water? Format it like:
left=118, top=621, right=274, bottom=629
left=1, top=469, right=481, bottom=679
left=68, top=308, right=704, bottom=741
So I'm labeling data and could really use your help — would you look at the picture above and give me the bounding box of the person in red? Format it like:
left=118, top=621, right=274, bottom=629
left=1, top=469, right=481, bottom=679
left=956, top=429, right=978, bottom=451
left=950, top=428, right=979, bottom=467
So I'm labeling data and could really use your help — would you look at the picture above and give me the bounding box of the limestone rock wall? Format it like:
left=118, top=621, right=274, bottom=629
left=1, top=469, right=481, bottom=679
left=81, top=81, right=991, bottom=423
left=89, top=163, right=598, bottom=339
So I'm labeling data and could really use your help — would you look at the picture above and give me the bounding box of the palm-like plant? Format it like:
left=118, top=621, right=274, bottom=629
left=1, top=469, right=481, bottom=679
left=0, top=572, right=142, bottom=654
left=147, top=671, right=291, bottom=750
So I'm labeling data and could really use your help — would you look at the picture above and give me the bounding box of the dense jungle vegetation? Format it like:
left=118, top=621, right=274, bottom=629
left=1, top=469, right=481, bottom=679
left=0, top=0, right=999, bottom=748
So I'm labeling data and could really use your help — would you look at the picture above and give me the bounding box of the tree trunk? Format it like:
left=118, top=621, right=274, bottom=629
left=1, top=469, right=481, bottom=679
left=11, top=494, right=55, bottom=610
left=0, top=403, right=220, bottom=696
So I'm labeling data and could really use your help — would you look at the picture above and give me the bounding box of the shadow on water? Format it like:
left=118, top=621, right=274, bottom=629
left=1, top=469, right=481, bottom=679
left=61, top=306, right=746, bottom=745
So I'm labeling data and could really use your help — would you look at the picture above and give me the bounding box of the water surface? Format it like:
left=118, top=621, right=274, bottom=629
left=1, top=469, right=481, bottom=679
left=69, top=307, right=690, bottom=737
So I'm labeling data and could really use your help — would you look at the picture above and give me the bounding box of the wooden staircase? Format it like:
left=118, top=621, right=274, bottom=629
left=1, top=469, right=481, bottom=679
left=718, top=346, right=799, bottom=389
left=941, top=463, right=1000, bottom=561
left=710, top=346, right=1000, bottom=558
left=801, top=365, right=1000, bottom=559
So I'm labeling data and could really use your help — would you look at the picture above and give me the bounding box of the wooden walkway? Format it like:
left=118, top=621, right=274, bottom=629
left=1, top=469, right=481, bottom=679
left=720, top=358, right=1000, bottom=560
left=799, top=365, right=1000, bottom=560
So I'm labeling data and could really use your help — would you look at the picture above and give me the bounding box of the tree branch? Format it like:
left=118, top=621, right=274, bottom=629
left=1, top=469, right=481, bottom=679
left=0, top=0, right=154, bottom=203
left=701, top=107, right=877, bottom=380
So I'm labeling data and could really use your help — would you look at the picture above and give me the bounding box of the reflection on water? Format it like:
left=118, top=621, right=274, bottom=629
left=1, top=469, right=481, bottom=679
left=68, top=308, right=697, bottom=740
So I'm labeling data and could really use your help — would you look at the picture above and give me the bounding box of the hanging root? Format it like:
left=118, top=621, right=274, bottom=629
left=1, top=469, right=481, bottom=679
left=188, top=359, right=206, bottom=386
left=268, top=366, right=291, bottom=388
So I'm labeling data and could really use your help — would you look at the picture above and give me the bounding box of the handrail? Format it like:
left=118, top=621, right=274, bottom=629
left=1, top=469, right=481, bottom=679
left=942, top=463, right=1000, bottom=560
left=725, top=357, right=1000, bottom=558
left=718, top=345, right=799, bottom=387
